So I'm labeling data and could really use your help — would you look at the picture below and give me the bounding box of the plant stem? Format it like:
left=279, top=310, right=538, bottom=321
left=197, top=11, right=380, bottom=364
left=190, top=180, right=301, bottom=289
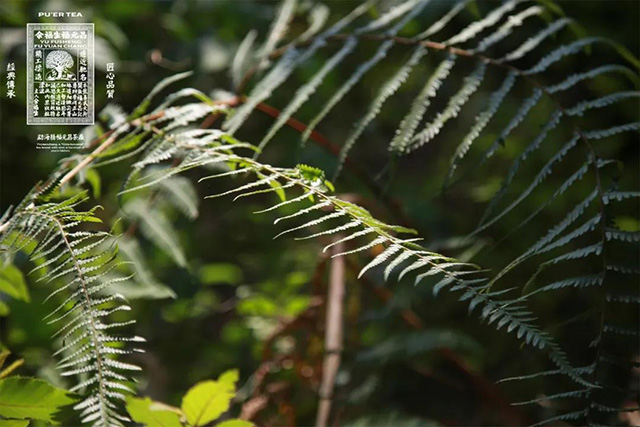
left=316, top=240, right=345, bottom=427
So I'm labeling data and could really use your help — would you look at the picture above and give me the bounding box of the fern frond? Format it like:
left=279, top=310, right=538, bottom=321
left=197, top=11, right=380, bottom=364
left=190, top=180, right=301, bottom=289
left=443, top=0, right=521, bottom=47
left=301, top=1, right=431, bottom=146
left=123, top=198, right=187, bottom=267
left=257, top=37, right=358, bottom=152
left=481, top=88, right=543, bottom=161
left=512, top=388, right=590, bottom=406
left=531, top=409, right=587, bottom=427
left=130, top=71, right=193, bottom=119
left=256, top=0, right=297, bottom=69
left=475, top=134, right=581, bottom=235
left=472, top=5, right=544, bottom=54
left=119, top=133, right=589, bottom=390
left=566, top=91, right=640, bottom=116
left=223, top=0, right=374, bottom=134
left=523, top=37, right=605, bottom=75
left=336, top=44, right=428, bottom=177
left=0, top=194, right=142, bottom=426
left=548, top=64, right=638, bottom=93
left=407, top=61, right=486, bottom=152
left=389, top=55, right=458, bottom=153
left=156, top=175, right=200, bottom=220
left=497, top=17, right=572, bottom=63
left=446, top=70, right=517, bottom=185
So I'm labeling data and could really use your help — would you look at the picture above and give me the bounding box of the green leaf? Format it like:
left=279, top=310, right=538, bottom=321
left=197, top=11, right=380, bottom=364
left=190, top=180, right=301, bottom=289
left=465, top=0, right=481, bottom=19
left=85, top=168, right=102, bottom=199
left=535, top=0, right=565, bottom=17
left=217, top=369, right=239, bottom=386
left=614, top=215, right=640, bottom=232
left=324, top=180, right=335, bottom=193
left=126, top=397, right=182, bottom=427
left=115, top=236, right=177, bottom=300
left=0, top=263, right=30, bottom=303
left=98, top=131, right=150, bottom=159
left=0, top=300, right=8, bottom=316
left=0, top=420, right=30, bottom=427
left=0, top=377, right=75, bottom=422
left=124, top=199, right=187, bottom=267
left=606, top=39, right=640, bottom=70
left=181, top=378, right=235, bottom=427
left=296, top=164, right=325, bottom=183
left=199, top=264, right=243, bottom=286
left=269, top=178, right=286, bottom=202
left=216, top=420, right=254, bottom=427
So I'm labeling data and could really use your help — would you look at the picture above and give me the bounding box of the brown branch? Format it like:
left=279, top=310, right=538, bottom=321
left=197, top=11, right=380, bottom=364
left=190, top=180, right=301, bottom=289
left=85, top=128, right=115, bottom=150
left=59, top=127, right=130, bottom=187
left=315, top=239, right=346, bottom=427
left=58, top=110, right=171, bottom=190
left=253, top=101, right=370, bottom=183
left=240, top=256, right=327, bottom=422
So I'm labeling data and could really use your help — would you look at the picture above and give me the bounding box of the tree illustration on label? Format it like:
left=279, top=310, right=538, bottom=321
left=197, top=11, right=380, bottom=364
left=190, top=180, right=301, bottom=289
left=45, top=50, right=76, bottom=81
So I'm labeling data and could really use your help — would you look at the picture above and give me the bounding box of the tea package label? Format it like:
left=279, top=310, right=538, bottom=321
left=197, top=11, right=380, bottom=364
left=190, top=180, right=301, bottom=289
left=26, top=23, right=94, bottom=125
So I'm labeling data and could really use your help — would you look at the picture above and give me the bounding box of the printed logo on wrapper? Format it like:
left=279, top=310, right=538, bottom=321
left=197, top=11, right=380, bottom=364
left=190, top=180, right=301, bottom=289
left=26, top=23, right=94, bottom=125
